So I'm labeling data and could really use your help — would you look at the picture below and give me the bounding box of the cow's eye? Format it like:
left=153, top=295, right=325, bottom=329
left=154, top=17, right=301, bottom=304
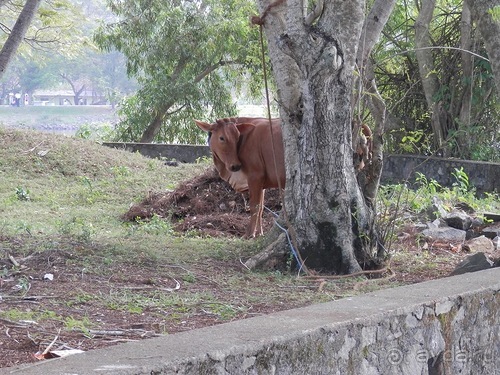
left=219, top=136, right=225, bottom=141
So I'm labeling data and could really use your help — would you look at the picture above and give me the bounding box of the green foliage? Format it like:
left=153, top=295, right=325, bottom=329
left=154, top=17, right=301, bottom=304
left=1, top=1, right=135, bottom=108
left=94, top=0, right=263, bottom=143
left=64, top=316, right=93, bottom=334
left=15, top=187, right=31, bottom=201
left=397, top=129, right=432, bottom=154
left=415, top=172, right=441, bottom=196
left=375, top=1, right=499, bottom=161
left=132, top=214, right=174, bottom=236
left=488, top=5, right=500, bottom=21
left=57, top=216, right=96, bottom=242
left=451, top=167, right=469, bottom=194
left=75, top=122, right=115, bottom=142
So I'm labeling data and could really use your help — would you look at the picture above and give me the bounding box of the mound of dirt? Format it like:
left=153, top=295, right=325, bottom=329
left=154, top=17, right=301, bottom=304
left=124, top=168, right=283, bottom=237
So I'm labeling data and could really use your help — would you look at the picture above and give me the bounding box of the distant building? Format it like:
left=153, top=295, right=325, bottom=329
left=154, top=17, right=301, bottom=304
left=32, top=90, right=107, bottom=106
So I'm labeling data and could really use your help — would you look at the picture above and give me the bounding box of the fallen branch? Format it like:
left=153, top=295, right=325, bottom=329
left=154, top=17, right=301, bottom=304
left=87, top=329, right=159, bottom=338
left=0, top=318, right=34, bottom=328
left=2, top=295, right=55, bottom=301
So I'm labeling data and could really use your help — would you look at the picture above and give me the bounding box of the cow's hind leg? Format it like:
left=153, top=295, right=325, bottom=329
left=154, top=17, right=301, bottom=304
left=256, top=189, right=266, bottom=236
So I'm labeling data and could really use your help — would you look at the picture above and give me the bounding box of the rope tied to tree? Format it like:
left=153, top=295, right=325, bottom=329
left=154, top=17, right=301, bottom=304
left=250, top=0, right=286, bottom=26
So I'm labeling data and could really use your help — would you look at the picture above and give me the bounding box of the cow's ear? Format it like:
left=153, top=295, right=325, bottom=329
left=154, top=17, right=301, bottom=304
left=194, top=120, right=213, bottom=132
left=236, top=123, right=256, bottom=135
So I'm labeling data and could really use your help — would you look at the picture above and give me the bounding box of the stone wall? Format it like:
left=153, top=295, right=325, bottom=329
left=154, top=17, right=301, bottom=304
left=102, top=143, right=500, bottom=193
left=383, top=154, right=500, bottom=194
left=6, top=268, right=499, bottom=375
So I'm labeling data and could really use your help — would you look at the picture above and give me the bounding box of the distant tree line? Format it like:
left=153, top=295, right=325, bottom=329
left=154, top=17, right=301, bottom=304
left=0, top=0, right=136, bottom=107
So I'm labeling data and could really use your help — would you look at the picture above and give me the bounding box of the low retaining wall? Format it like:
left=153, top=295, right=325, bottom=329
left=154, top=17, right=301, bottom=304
left=5, top=268, right=499, bottom=375
left=102, top=143, right=500, bottom=193
left=383, top=154, right=500, bottom=194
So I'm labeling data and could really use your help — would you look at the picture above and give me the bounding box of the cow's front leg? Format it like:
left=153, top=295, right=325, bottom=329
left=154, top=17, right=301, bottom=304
left=255, top=189, right=266, bottom=236
left=246, top=186, right=264, bottom=238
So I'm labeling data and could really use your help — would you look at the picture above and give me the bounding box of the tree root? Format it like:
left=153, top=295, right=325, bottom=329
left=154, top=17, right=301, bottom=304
left=244, top=233, right=288, bottom=270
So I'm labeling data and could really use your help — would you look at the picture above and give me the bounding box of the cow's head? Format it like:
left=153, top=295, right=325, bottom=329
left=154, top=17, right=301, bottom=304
left=195, top=119, right=255, bottom=173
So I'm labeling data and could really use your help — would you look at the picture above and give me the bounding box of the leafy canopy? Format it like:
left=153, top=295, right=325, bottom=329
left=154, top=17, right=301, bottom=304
left=94, top=0, right=263, bottom=143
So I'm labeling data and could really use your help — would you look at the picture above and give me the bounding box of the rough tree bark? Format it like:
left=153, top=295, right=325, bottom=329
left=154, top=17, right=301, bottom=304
left=0, top=0, right=43, bottom=80
left=465, top=0, right=500, bottom=94
left=253, top=0, right=385, bottom=274
left=414, top=0, right=449, bottom=153
left=458, top=3, right=474, bottom=152
left=354, top=0, right=396, bottom=207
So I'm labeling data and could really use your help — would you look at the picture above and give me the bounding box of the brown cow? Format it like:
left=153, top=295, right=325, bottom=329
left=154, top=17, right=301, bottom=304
left=195, top=117, right=285, bottom=238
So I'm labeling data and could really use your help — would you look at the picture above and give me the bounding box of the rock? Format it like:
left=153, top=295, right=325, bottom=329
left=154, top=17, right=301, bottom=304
left=462, top=236, right=495, bottom=254
left=443, top=210, right=472, bottom=230
left=422, top=227, right=467, bottom=242
left=427, top=218, right=446, bottom=230
left=470, top=217, right=485, bottom=228
left=165, top=160, right=179, bottom=167
left=428, top=196, right=448, bottom=219
left=454, top=201, right=475, bottom=214
left=414, top=223, right=428, bottom=231
left=481, top=224, right=500, bottom=239
left=493, top=236, right=499, bottom=251
left=450, top=252, right=494, bottom=276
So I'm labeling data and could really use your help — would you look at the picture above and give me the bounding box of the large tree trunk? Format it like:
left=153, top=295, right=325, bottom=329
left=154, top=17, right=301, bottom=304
left=0, top=0, right=43, bottom=80
left=140, top=106, right=171, bottom=143
left=465, top=0, right=500, bottom=94
left=355, top=0, right=396, bottom=206
left=414, top=0, right=448, bottom=153
left=255, top=0, right=382, bottom=274
left=458, top=3, right=474, bottom=152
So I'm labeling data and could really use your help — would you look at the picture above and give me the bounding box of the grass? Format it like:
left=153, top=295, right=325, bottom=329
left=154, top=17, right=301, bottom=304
left=0, top=126, right=247, bottom=262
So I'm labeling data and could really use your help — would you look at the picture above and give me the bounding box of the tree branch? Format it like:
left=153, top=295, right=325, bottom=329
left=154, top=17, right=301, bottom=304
left=0, top=0, right=43, bottom=80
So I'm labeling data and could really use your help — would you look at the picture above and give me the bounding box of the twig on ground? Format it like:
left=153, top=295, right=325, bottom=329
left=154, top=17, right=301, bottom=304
left=8, top=254, right=20, bottom=267
left=0, top=318, right=36, bottom=328
left=41, top=330, right=60, bottom=356
left=121, top=278, right=180, bottom=292
left=22, top=141, right=45, bottom=154
left=87, top=329, right=159, bottom=338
